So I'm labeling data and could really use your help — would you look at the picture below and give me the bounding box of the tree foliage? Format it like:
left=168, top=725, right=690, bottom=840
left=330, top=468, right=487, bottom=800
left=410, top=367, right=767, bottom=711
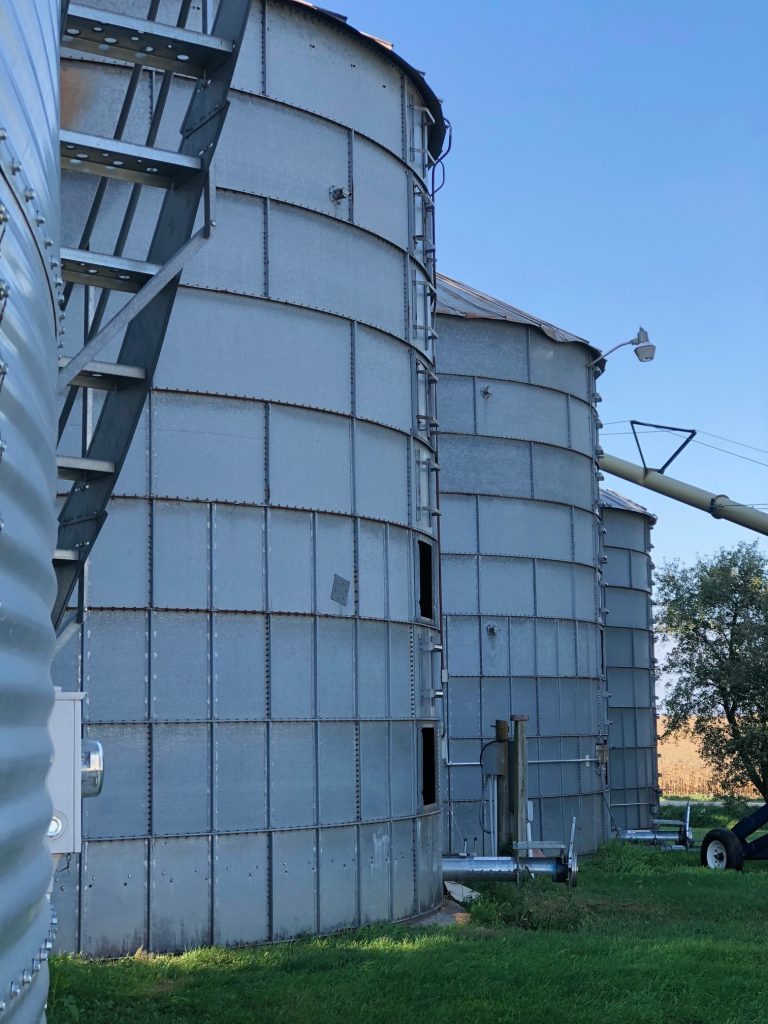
left=656, top=542, right=768, bottom=801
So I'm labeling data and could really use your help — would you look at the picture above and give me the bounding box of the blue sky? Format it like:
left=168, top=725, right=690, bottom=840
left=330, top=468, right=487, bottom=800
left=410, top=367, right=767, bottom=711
left=340, top=0, right=768, bottom=569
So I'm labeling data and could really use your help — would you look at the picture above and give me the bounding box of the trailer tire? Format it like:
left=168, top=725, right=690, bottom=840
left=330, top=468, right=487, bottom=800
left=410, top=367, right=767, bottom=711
left=700, top=828, right=744, bottom=871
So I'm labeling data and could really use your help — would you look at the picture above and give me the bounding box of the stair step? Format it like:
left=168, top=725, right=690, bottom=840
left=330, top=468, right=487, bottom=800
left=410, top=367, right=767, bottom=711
left=58, top=357, right=146, bottom=390
left=62, top=2, right=235, bottom=77
left=61, top=247, right=159, bottom=292
left=53, top=549, right=80, bottom=564
left=57, top=455, right=116, bottom=481
left=61, top=130, right=201, bottom=188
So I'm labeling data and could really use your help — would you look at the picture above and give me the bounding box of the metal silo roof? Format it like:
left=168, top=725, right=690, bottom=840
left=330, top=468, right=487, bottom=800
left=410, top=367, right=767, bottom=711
left=599, top=488, right=656, bottom=520
left=436, top=273, right=603, bottom=362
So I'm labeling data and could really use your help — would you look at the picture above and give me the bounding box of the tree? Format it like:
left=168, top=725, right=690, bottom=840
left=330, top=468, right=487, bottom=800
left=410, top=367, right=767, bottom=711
left=656, top=541, right=768, bottom=802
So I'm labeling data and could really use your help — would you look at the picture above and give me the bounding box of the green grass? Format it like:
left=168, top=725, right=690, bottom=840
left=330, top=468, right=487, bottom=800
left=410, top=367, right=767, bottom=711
left=49, top=844, right=768, bottom=1024
left=656, top=797, right=755, bottom=830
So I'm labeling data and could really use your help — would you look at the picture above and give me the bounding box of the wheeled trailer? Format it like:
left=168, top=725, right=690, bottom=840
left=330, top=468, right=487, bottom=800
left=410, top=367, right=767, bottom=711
left=701, top=802, right=768, bottom=870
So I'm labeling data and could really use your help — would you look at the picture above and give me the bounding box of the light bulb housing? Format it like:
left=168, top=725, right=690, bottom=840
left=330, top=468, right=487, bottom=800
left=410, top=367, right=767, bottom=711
left=589, top=327, right=656, bottom=367
left=634, top=343, right=656, bottom=362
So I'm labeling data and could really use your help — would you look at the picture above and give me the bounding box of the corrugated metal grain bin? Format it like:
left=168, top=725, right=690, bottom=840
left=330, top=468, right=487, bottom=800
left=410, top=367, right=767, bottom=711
left=600, top=489, right=659, bottom=830
left=54, top=0, right=446, bottom=953
left=436, top=275, right=607, bottom=855
left=0, top=2, right=60, bottom=1019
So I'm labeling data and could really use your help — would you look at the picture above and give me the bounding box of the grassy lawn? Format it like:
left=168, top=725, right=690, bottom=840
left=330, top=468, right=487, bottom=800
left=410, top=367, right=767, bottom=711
left=49, top=843, right=768, bottom=1024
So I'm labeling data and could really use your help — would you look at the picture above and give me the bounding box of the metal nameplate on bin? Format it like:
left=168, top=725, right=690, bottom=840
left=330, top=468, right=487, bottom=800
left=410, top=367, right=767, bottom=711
left=331, top=574, right=350, bottom=606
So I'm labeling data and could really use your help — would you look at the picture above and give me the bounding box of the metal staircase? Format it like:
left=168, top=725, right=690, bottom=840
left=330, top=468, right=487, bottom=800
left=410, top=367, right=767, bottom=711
left=54, top=0, right=250, bottom=632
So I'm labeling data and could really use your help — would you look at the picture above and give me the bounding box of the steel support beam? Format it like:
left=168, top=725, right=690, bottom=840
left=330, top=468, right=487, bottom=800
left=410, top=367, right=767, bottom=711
left=58, top=229, right=207, bottom=392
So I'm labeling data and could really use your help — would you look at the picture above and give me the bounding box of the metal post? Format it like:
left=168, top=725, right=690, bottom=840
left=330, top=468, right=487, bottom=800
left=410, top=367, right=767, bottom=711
left=495, top=719, right=510, bottom=853
left=489, top=777, right=497, bottom=857
left=511, top=715, right=529, bottom=856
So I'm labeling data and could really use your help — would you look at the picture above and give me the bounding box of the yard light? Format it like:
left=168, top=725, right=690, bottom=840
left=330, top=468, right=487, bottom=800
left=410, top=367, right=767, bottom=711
left=590, top=327, right=656, bottom=366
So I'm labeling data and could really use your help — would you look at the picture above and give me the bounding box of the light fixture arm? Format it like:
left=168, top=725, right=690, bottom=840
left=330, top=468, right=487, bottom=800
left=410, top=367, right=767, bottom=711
left=589, top=338, right=636, bottom=366
left=589, top=327, right=653, bottom=367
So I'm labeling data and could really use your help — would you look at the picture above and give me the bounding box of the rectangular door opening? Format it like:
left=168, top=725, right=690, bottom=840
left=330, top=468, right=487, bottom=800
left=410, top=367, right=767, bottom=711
left=421, top=726, right=436, bottom=806
left=417, top=539, right=434, bottom=621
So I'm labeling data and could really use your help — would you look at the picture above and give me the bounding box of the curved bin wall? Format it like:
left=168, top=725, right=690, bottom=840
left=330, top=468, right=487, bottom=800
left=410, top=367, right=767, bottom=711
left=600, top=490, right=659, bottom=830
left=436, top=281, right=607, bottom=855
left=0, top=2, right=60, bottom=1019
left=54, top=0, right=444, bottom=953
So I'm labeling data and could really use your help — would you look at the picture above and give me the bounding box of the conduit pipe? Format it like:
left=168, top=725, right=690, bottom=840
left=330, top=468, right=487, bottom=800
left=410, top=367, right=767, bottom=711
left=600, top=454, right=768, bottom=538
left=442, top=856, right=572, bottom=884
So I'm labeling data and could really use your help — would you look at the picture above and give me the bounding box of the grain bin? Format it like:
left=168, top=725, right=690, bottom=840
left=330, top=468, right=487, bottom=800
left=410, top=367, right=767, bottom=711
left=436, top=275, right=607, bottom=855
left=599, top=489, right=659, bottom=831
left=54, top=0, right=446, bottom=953
left=0, top=1, right=61, bottom=1019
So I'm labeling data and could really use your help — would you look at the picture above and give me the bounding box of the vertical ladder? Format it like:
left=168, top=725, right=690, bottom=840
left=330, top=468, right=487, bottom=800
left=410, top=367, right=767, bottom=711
left=54, top=0, right=251, bottom=631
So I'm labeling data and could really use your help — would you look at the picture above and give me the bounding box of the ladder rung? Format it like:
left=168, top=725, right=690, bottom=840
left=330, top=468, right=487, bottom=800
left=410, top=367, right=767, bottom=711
left=61, top=130, right=201, bottom=188
left=54, top=549, right=80, bottom=564
left=58, top=357, right=146, bottom=390
left=62, top=3, right=235, bottom=77
left=57, top=455, right=116, bottom=481
left=61, top=248, right=159, bottom=293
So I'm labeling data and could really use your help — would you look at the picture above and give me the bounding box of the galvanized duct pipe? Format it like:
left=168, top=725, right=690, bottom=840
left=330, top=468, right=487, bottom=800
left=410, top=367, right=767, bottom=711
left=442, top=855, right=573, bottom=884
left=600, top=454, right=768, bottom=537
left=443, top=817, right=578, bottom=885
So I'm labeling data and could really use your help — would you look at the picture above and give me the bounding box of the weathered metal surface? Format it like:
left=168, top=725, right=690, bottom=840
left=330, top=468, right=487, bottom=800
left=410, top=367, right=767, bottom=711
left=600, top=489, right=659, bottom=831
left=437, top=274, right=599, bottom=351
left=0, top=0, right=60, bottom=1018
left=55, top=0, right=444, bottom=953
left=437, top=279, right=607, bottom=855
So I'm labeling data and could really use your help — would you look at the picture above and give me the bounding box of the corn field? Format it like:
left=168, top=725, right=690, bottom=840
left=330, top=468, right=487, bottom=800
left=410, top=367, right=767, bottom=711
left=657, top=717, right=760, bottom=798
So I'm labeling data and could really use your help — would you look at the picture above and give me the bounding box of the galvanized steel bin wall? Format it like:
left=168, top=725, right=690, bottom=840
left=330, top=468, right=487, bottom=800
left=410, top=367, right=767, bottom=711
left=54, top=0, right=444, bottom=953
left=436, top=277, right=607, bottom=855
left=0, top=1, right=60, bottom=1019
left=600, top=490, right=659, bottom=830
